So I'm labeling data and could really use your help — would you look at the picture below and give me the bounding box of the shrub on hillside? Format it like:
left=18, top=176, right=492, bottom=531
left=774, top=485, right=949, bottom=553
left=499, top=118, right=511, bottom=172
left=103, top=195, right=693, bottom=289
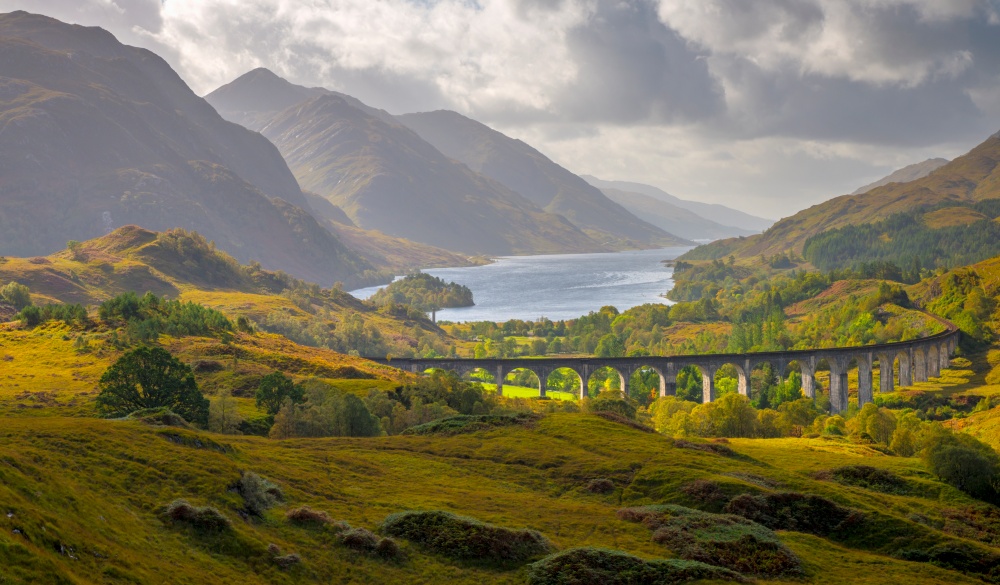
left=338, top=527, right=401, bottom=560
left=585, top=478, right=614, bottom=494
left=526, top=547, right=747, bottom=585
left=164, top=499, right=231, bottom=532
left=819, top=465, right=909, bottom=494
left=617, top=505, right=801, bottom=577
left=923, top=433, right=1000, bottom=502
left=402, top=413, right=536, bottom=436
left=588, top=396, right=637, bottom=420
left=97, top=346, right=209, bottom=425
left=723, top=492, right=861, bottom=536
left=124, top=407, right=190, bottom=428
left=285, top=507, right=332, bottom=526
left=270, top=381, right=382, bottom=438
left=0, top=282, right=31, bottom=310
left=234, top=471, right=284, bottom=517
left=380, top=510, right=553, bottom=564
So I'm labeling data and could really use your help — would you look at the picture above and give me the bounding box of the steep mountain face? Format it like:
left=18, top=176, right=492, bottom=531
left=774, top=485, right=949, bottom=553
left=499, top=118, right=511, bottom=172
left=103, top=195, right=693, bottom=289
left=682, top=133, right=1000, bottom=261
left=396, top=110, right=688, bottom=248
left=0, top=11, right=378, bottom=287
left=205, top=67, right=396, bottom=130
left=851, top=158, right=950, bottom=195
left=252, top=94, right=599, bottom=256
left=581, top=175, right=775, bottom=234
left=599, top=188, right=757, bottom=241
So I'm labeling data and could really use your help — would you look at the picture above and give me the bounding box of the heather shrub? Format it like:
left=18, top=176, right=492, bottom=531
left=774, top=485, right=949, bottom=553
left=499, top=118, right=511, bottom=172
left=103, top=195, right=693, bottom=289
left=164, top=499, right=231, bottom=532
left=526, top=547, right=747, bottom=585
left=617, top=505, right=800, bottom=577
left=234, top=471, right=284, bottom=517
left=724, top=492, right=861, bottom=535
left=380, top=510, right=553, bottom=565
left=585, top=478, right=615, bottom=494
left=285, top=506, right=332, bottom=526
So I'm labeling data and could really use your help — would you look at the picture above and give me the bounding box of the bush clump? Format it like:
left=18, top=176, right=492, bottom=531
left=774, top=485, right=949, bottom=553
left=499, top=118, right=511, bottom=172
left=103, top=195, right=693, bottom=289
left=285, top=506, right=332, bottom=526
left=267, top=543, right=302, bottom=569
left=526, top=547, right=747, bottom=585
left=585, top=478, right=615, bottom=494
left=679, top=480, right=728, bottom=505
left=673, top=438, right=738, bottom=457
left=339, top=527, right=401, bottom=560
left=234, top=471, right=284, bottom=517
left=723, top=492, right=861, bottom=536
left=125, top=407, right=190, bottom=428
left=617, top=505, right=800, bottom=577
left=403, top=413, right=537, bottom=436
left=164, top=499, right=231, bottom=532
left=380, top=510, right=553, bottom=565
left=820, top=465, right=909, bottom=494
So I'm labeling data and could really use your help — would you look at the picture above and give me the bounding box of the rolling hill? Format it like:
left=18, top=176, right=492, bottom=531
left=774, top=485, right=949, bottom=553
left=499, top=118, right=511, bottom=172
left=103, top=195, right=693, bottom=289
left=0, top=11, right=378, bottom=288
left=395, top=110, right=689, bottom=248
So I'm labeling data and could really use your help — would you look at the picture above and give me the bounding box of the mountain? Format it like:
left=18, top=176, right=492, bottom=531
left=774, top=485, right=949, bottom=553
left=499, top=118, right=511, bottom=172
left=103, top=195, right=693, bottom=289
left=851, top=158, right=950, bottom=195
left=681, top=133, right=1000, bottom=261
left=395, top=110, right=689, bottom=248
left=581, top=175, right=775, bottom=234
left=205, top=66, right=397, bottom=129
left=207, top=75, right=600, bottom=256
left=599, top=187, right=758, bottom=241
left=0, top=11, right=378, bottom=287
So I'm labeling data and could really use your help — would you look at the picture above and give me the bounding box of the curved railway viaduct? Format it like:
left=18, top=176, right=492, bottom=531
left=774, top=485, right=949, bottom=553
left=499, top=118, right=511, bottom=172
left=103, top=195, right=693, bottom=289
left=369, top=318, right=960, bottom=414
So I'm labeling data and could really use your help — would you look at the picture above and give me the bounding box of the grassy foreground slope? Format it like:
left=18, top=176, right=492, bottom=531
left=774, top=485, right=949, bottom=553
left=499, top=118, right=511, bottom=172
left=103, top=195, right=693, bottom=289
left=0, top=412, right=988, bottom=585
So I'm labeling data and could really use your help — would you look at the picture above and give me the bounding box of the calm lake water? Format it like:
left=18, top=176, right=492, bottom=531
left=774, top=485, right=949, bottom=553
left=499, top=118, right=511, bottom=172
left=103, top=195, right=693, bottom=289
left=349, top=247, right=692, bottom=322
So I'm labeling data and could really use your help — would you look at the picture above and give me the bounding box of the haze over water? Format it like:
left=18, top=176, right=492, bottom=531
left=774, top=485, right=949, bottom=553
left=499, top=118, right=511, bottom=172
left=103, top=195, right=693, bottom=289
left=350, top=247, right=692, bottom=322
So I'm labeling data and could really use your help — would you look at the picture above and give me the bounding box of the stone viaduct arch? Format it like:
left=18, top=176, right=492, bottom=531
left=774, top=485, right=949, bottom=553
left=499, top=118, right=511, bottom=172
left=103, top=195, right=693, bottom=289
left=372, top=318, right=960, bottom=414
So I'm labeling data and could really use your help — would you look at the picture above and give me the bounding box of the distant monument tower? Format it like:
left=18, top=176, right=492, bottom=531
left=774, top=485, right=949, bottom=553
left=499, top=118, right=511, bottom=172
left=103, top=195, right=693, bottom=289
left=102, top=212, right=114, bottom=234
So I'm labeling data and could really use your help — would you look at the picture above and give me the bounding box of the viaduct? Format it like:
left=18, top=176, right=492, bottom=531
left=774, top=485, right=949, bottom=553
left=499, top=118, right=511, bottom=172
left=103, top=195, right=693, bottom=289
left=368, top=319, right=960, bottom=414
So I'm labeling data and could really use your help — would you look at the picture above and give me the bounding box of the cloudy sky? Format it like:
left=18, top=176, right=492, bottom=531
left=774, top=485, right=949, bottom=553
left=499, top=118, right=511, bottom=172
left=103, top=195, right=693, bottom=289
left=7, top=0, right=1000, bottom=218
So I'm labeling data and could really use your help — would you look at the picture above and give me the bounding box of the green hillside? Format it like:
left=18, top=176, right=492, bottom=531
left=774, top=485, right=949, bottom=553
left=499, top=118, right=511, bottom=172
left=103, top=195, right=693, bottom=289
left=683, top=132, right=1000, bottom=262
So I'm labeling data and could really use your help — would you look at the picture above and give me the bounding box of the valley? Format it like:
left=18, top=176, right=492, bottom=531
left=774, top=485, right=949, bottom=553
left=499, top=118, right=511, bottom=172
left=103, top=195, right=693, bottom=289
left=4, top=7, right=1000, bottom=585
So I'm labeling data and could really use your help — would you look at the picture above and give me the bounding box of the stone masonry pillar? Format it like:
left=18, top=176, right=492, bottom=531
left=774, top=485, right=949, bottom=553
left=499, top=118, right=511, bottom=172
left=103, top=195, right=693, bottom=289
left=877, top=353, right=894, bottom=394
left=898, top=353, right=912, bottom=387
left=801, top=361, right=815, bottom=399
left=702, top=366, right=716, bottom=404
left=940, top=342, right=951, bottom=372
left=495, top=365, right=505, bottom=396
left=857, top=357, right=873, bottom=407
left=829, top=361, right=849, bottom=414
left=913, top=348, right=928, bottom=383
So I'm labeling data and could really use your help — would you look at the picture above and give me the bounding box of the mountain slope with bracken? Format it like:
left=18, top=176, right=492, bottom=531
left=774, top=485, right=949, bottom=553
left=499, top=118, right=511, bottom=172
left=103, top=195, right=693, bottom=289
left=681, top=131, right=1000, bottom=261
left=0, top=11, right=378, bottom=287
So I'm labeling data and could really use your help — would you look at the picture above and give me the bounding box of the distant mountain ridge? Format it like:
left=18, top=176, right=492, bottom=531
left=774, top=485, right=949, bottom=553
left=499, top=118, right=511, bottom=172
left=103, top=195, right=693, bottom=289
left=206, top=71, right=605, bottom=256
left=0, top=11, right=378, bottom=287
left=396, top=110, right=689, bottom=248
left=851, top=158, right=950, bottom=195
left=581, top=176, right=775, bottom=234
left=598, top=188, right=758, bottom=241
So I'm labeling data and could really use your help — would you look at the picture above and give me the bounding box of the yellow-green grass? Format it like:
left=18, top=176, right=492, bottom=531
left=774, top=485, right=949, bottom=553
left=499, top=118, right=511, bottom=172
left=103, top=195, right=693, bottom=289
left=0, top=413, right=988, bottom=584
left=0, top=323, right=411, bottom=419
left=480, top=383, right=577, bottom=401
left=923, top=206, right=989, bottom=229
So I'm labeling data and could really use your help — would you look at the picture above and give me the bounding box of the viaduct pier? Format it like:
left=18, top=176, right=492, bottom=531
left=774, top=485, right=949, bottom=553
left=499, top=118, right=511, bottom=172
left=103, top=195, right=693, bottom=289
left=368, top=320, right=959, bottom=414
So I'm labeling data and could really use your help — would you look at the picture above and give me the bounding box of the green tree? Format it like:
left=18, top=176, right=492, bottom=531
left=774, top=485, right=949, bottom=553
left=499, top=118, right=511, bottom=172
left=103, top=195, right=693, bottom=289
left=256, top=372, right=305, bottom=415
left=96, top=346, right=209, bottom=425
left=594, top=334, right=625, bottom=358
left=0, top=282, right=31, bottom=310
left=17, top=305, right=41, bottom=328
left=923, top=433, right=1000, bottom=501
